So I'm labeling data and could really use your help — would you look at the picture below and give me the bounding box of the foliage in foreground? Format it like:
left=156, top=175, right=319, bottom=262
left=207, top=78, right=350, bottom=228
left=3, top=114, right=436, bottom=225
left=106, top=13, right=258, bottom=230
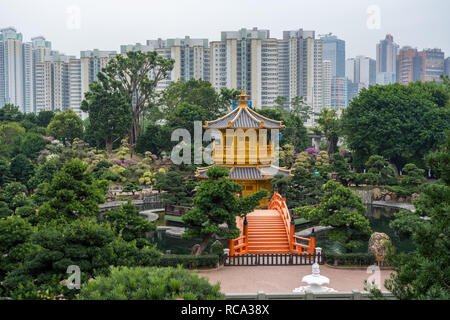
left=385, top=134, right=450, bottom=300
left=79, top=266, right=224, bottom=300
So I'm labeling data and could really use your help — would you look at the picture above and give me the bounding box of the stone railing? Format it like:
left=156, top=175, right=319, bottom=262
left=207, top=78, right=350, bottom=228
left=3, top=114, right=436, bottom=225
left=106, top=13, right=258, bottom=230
left=225, top=290, right=396, bottom=300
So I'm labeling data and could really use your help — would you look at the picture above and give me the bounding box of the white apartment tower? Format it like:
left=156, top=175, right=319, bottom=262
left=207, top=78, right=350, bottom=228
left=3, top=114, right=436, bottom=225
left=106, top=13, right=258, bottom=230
left=0, top=27, right=24, bottom=110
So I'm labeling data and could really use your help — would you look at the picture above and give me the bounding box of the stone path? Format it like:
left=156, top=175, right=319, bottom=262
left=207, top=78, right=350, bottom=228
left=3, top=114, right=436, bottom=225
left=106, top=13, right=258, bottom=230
left=196, top=265, right=393, bottom=294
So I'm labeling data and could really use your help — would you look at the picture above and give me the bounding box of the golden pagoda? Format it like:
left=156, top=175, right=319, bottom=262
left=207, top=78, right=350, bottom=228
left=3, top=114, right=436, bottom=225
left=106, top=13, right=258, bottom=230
left=195, top=90, right=292, bottom=206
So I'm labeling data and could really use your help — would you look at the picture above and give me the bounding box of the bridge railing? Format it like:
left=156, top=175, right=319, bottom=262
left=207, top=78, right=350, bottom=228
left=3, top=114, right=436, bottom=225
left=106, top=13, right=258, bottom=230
left=269, top=192, right=316, bottom=255
left=228, top=216, right=248, bottom=256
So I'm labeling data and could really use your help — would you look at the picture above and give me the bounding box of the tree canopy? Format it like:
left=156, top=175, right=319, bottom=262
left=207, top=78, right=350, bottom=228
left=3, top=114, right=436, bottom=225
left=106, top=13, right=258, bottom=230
left=342, top=82, right=450, bottom=169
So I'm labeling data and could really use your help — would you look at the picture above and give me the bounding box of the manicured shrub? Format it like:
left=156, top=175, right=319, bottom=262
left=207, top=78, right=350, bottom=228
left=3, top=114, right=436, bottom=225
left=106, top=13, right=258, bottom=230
left=324, top=251, right=376, bottom=266
left=210, top=241, right=224, bottom=261
left=158, top=254, right=219, bottom=269
left=79, top=266, right=224, bottom=300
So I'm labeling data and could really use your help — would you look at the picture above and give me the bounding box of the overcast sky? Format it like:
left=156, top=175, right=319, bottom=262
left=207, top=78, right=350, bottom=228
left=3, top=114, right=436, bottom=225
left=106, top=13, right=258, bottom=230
left=1, top=0, right=449, bottom=59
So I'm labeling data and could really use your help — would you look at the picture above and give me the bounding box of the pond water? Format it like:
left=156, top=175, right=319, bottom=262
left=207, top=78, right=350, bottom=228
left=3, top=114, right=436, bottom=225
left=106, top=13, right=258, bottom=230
left=148, top=205, right=416, bottom=255
left=315, top=205, right=416, bottom=254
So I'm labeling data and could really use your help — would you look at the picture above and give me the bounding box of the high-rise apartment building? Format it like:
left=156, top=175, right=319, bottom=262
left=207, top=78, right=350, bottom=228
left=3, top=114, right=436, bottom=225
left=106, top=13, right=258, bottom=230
left=31, top=36, right=52, bottom=113
left=0, top=27, right=24, bottom=110
left=22, top=42, right=34, bottom=114
left=397, top=46, right=418, bottom=84
left=322, top=60, right=331, bottom=109
left=35, top=53, right=73, bottom=114
left=331, top=77, right=348, bottom=109
left=320, top=33, right=347, bottom=109
left=123, top=36, right=210, bottom=92
left=68, top=58, right=90, bottom=119
left=417, top=49, right=445, bottom=83
left=376, top=34, right=398, bottom=85
left=346, top=56, right=375, bottom=101
left=397, top=47, right=445, bottom=84
left=80, top=49, right=117, bottom=83
left=320, top=33, right=345, bottom=78
left=445, top=57, right=450, bottom=76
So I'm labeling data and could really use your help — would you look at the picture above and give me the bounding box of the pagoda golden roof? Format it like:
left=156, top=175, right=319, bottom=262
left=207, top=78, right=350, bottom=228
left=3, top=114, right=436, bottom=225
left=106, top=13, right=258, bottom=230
left=204, top=89, right=284, bottom=130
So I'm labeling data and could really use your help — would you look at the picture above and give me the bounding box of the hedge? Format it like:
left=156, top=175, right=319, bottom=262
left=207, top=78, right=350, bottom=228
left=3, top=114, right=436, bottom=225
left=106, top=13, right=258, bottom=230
left=324, top=251, right=376, bottom=266
left=158, top=254, right=219, bottom=269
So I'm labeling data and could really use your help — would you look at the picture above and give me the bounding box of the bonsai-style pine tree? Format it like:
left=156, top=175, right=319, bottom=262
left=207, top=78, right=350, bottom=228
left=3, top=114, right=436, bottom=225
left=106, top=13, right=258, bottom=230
left=182, top=166, right=267, bottom=256
left=295, top=180, right=372, bottom=252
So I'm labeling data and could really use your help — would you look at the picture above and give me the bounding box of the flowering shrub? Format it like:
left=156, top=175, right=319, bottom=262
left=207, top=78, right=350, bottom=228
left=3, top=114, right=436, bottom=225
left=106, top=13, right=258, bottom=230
left=294, top=148, right=330, bottom=172
left=139, top=171, right=157, bottom=186
left=110, top=159, right=123, bottom=166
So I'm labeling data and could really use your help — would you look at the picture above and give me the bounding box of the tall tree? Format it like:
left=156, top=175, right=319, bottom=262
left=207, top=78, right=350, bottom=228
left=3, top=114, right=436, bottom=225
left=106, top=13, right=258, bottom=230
left=81, top=77, right=132, bottom=155
left=290, top=96, right=312, bottom=123
left=46, top=109, right=83, bottom=145
left=100, top=51, right=174, bottom=145
left=159, top=79, right=225, bottom=119
left=342, top=82, right=450, bottom=169
left=316, top=108, right=341, bottom=157
left=182, top=166, right=267, bottom=255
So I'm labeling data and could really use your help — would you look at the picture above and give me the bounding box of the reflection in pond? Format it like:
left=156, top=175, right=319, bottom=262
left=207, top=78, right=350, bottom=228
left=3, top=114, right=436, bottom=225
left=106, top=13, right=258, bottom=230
left=315, top=205, right=416, bottom=254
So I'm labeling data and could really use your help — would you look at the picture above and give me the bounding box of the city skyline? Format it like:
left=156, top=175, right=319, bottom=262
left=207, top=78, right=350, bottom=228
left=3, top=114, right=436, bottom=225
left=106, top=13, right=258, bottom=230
left=0, top=0, right=449, bottom=60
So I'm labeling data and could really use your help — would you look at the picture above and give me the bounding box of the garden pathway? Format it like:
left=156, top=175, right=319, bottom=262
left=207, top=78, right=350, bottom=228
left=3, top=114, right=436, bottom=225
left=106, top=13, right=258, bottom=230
left=197, top=265, right=394, bottom=294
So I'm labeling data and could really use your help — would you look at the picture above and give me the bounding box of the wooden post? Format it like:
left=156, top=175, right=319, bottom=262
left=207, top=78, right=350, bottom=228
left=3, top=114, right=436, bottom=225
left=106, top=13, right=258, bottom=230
left=309, top=228, right=316, bottom=255
left=243, top=217, right=248, bottom=254
left=290, top=217, right=295, bottom=253
left=228, top=239, right=235, bottom=257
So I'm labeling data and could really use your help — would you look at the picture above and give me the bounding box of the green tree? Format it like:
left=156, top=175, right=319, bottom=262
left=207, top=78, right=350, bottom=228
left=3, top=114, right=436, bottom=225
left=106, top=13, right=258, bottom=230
left=0, top=158, right=10, bottom=187
left=81, top=78, right=132, bottom=155
left=135, top=123, right=171, bottom=155
left=10, top=154, right=35, bottom=187
left=278, top=167, right=326, bottom=208
left=36, top=110, right=55, bottom=128
left=37, top=159, right=107, bottom=221
left=0, top=216, right=38, bottom=280
left=0, top=122, right=26, bottom=156
left=0, top=104, right=23, bottom=123
left=159, top=79, right=225, bottom=120
left=101, top=50, right=174, bottom=145
left=274, top=96, right=288, bottom=109
left=166, top=102, right=209, bottom=136
left=79, top=266, right=223, bottom=300
left=28, top=159, right=60, bottom=191
left=19, top=133, right=47, bottom=159
left=400, top=163, right=426, bottom=186
left=342, top=82, right=450, bottom=169
left=295, top=180, right=372, bottom=252
left=385, top=135, right=450, bottom=299
left=46, top=109, right=83, bottom=145
left=290, top=96, right=312, bottom=123
left=316, top=108, right=341, bottom=157
left=104, top=201, right=155, bottom=246
left=182, top=166, right=267, bottom=255
left=155, top=171, right=197, bottom=207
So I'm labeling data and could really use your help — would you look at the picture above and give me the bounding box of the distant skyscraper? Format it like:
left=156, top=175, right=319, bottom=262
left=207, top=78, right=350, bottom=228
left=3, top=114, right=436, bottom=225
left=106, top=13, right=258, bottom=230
left=322, top=60, right=331, bottom=109
left=210, top=28, right=273, bottom=109
left=346, top=56, right=376, bottom=88
left=397, top=46, right=418, bottom=84
left=331, top=77, right=348, bottom=109
left=346, top=56, right=375, bottom=100
left=22, top=42, right=33, bottom=113
left=321, top=33, right=346, bottom=110
left=376, top=34, right=398, bottom=84
left=417, top=49, right=445, bottom=83
left=32, top=36, right=52, bottom=113
left=80, top=49, right=117, bottom=83
left=0, top=27, right=24, bottom=110
left=320, top=33, right=346, bottom=78
left=445, top=57, right=450, bottom=76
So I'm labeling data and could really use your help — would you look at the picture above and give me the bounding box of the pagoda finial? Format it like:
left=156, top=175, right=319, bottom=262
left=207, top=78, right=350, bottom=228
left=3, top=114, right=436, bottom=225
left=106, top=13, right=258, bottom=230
left=237, top=89, right=250, bottom=106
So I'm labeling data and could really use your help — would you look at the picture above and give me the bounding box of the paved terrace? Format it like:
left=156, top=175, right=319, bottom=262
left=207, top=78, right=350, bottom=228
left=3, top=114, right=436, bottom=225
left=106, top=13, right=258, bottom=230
left=197, top=265, right=394, bottom=294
